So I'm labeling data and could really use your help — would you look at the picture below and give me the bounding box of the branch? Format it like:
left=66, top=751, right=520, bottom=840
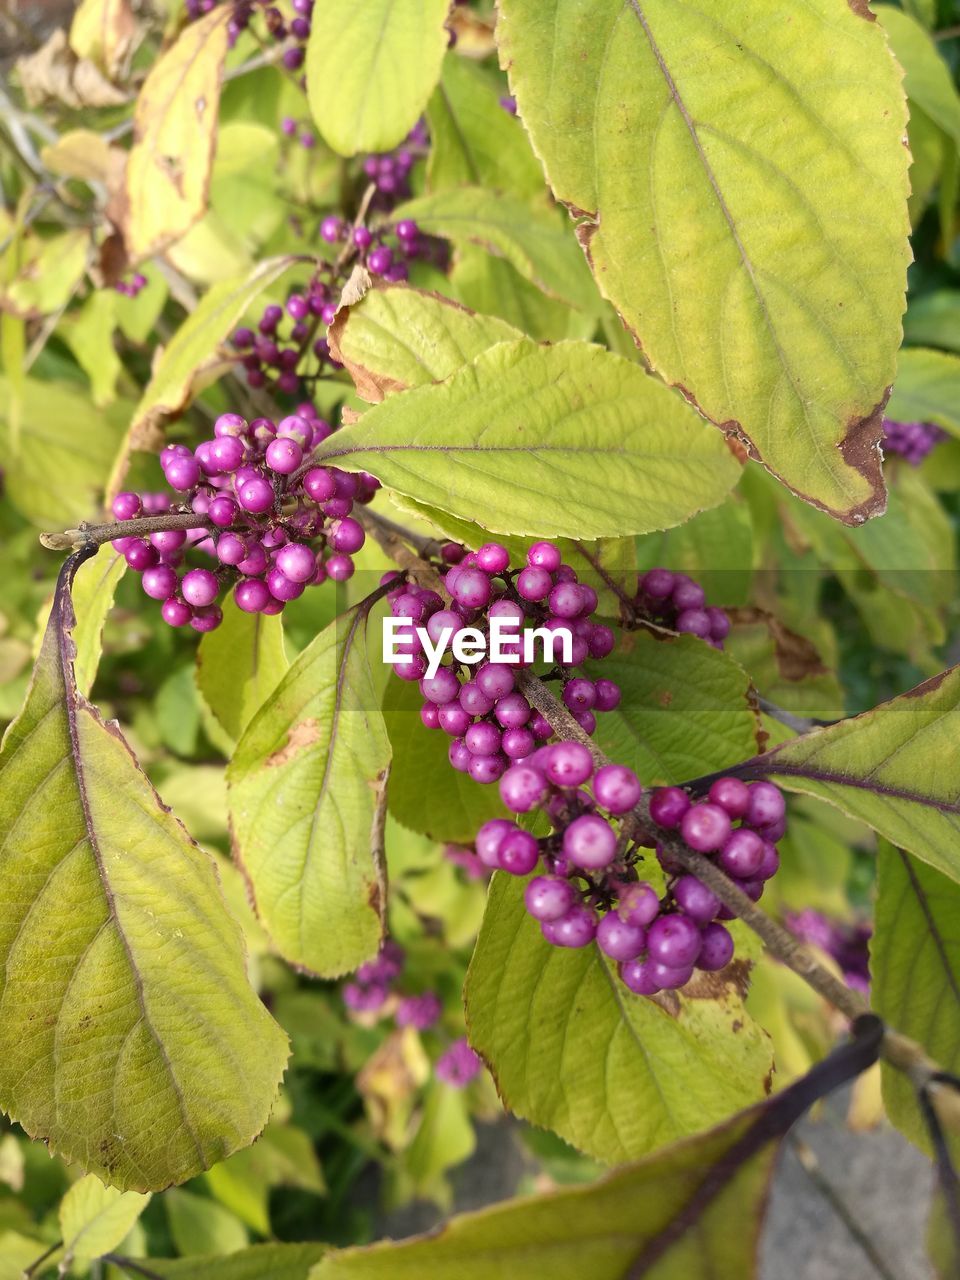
left=757, top=696, right=838, bottom=734
left=363, top=513, right=953, bottom=1093
left=40, top=512, right=214, bottom=553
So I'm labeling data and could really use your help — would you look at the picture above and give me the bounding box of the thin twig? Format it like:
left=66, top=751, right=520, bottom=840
left=40, top=512, right=213, bottom=552
left=23, top=1240, right=62, bottom=1278
left=101, top=1256, right=167, bottom=1280
left=757, top=697, right=837, bottom=734
left=788, top=1137, right=900, bottom=1280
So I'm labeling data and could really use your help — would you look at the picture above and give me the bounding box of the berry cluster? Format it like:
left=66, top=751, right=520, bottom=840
left=633, top=567, right=730, bottom=648
left=386, top=540, right=620, bottom=785
left=114, top=271, right=147, bottom=298
left=232, top=267, right=345, bottom=393
left=112, top=407, right=377, bottom=632
left=882, top=417, right=945, bottom=466
left=185, top=0, right=312, bottom=62
left=785, top=909, right=871, bottom=996
left=360, top=120, right=428, bottom=208
left=342, top=942, right=442, bottom=1029
left=280, top=115, right=317, bottom=150
left=319, top=215, right=426, bottom=282
left=478, top=753, right=785, bottom=998
left=341, top=943, right=481, bottom=1087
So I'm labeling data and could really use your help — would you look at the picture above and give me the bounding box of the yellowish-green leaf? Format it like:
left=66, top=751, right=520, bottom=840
left=328, top=284, right=521, bottom=401
left=887, top=346, right=960, bottom=435
left=69, top=0, right=136, bottom=79
left=40, top=130, right=121, bottom=183
left=0, top=377, right=130, bottom=528
left=450, top=244, right=596, bottom=342
left=314, top=339, right=742, bottom=539
left=393, top=187, right=601, bottom=313
left=166, top=1189, right=248, bottom=1257
left=465, top=874, right=773, bottom=1164
left=197, top=592, right=288, bottom=745
left=743, top=665, right=960, bottom=885
left=148, top=1243, right=329, bottom=1280
left=1, top=229, right=89, bottom=318
left=205, top=1124, right=325, bottom=1236
left=872, top=843, right=960, bottom=1152
left=426, top=56, right=545, bottom=199
left=59, top=1175, right=150, bottom=1271
left=0, top=554, right=289, bottom=1190
left=69, top=549, right=126, bottom=698
left=109, top=255, right=298, bottom=494
left=311, top=1102, right=779, bottom=1280
left=123, top=7, right=229, bottom=260
left=496, top=0, right=911, bottom=523
left=306, top=0, right=449, bottom=156
left=228, top=605, right=390, bottom=977
left=876, top=6, right=960, bottom=144
left=63, top=289, right=122, bottom=407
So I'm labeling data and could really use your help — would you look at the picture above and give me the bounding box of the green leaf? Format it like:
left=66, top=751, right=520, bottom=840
left=496, top=0, right=910, bottom=523
left=0, top=378, right=130, bottom=528
left=904, top=292, right=960, bottom=353
left=310, top=1099, right=780, bottom=1279
left=635, top=499, right=754, bottom=607
left=887, top=346, right=960, bottom=435
left=382, top=676, right=508, bottom=843
left=393, top=188, right=601, bottom=313
left=69, top=549, right=126, bottom=698
left=876, top=6, right=960, bottom=144
left=228, top=604, right=390, bottom=977
left=450, top=245, right=596, bottom=343
left=404, top=1083, right=476, bottom=1201
left=0, top=554, right=289, bottom=1190
left=205, top=1124, right=325, bottom=1236
left=149, top=1244, right=328, bottom=1280
left=588, top=631, right=761, bottom=786
left=743, top=666, right=960, bottom=885
left=109, top=256, right=300, bottom=494
left=328, top=285, right=521, bottom=402
left=306, top=0, right=449, bottom=156
left=465, top=875, right=773, bottom=1165
left=63, top=290, right=122, bottom=408
left=426, top=56, right=545, bottom=199
left=123, top=7, right=229, bottom=260
left=197, top=592, right=289, bottom=745
left=872, top=843, right=960, bottom=1151
left=60, top=1175, right=150, bottom=1271
left=166, top=1189, right=248, bottom=1257
left=1, top=229, right=89, bottom=318
left=314, top=339, right=742, bottom=539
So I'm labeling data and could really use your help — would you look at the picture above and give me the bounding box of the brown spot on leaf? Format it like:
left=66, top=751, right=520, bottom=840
left=266, top=718, right=321, bottom=767
left=847, top=0, right=875, bottom=19
left=657, top=690, right=673, bottom=707
left=835, top=393, right=888, bottom=524
left=728, top=607, right=830, bottom=683
left=902, top=668, right=953, bottom=698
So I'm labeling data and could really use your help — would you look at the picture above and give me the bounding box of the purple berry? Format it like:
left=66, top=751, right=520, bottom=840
left=438, top=702, right=471, bottom=736
left=697, top=922, right=735, bottom=971
left=468, top=754, right=506, bottom=785
left=320, top=216, right=343, bottom=243
left=476, top=662, right=515, bottom=700
left=112, top=491, right=141, bottom=520
left=265, top=437, right=303, bottom=474
left=620, top=959, right=661, bottom=996
left=181, top=568, right=219, bottom=607
left=516, top=566, right=552, bottom=601
left=235, top=578, right=271, bottom=613
left=494, top=693, right=531, bottom=730
left=141, top=566, right=178, bottom=600
left=592, top=764, right=641, bottom=815
left=303, top=468, right=336, bottom=501
left=165, top=455, right=201, bottom=491
left=498, top=829, right=539, bottom=875
left=329, top=516, right=365, bottom=554
left=543, top=742, right=593, bottom=788
left=465, top=720, right=502, bottom=757
left=502, top=727, right=535, bottom=759
left=499, top=763, right=548, bottom=813
left=124, top=539, right=158, bottom=571
left=708, top=776, right=751, bottom=818
left=646, top=914, right=702, bottom=969
left=543, top=904, right=597, bottom=948
left=161, top=597, right=192, bottom=627
left=276, top=543, right=316, bottom=583
left=651, top=961, right=693, bottom=990
left=673, top=875, right=721, bottom=924
left=420, top=668, right=461, bottom=705
left=680, top=803, right=732, bottom=853
left=525, top=875, right=576, bottom=922
left=617, top=881, right=661, bottom=928
left=562, top=814, right=617, bottom=869
left=459, top=681, right=493, bottom=717
left=718, top=828, right=765, bottom=878
left=596, top=913, right=646, bottom=961
left=527, top=541, right=561, bottom=571
left=238, top=476, right=275, bottom=514
left=746, top=781, right=786, bottom=829
left=649, top=786, right=690, bottom=828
